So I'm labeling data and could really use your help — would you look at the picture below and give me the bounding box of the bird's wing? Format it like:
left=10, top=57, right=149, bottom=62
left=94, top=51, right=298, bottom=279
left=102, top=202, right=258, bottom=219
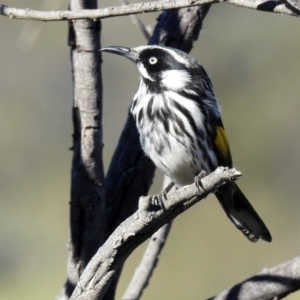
left=213, top=123, right=233, bottom=168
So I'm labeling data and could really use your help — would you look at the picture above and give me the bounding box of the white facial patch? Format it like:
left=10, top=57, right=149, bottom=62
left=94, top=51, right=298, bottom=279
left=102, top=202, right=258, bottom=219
left=137, top=62, right=155, bottom=81
left=161, top=69, right=191, bottom=90
left=162, top=48, right=190, bottom=66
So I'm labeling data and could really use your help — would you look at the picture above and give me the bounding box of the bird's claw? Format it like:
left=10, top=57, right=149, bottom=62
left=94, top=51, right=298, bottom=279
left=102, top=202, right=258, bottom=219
left=194, top=170, right=207, bottom=190
left=161, top=181, right=175, bottom=201
left=153, top=181, right=175, bottom=212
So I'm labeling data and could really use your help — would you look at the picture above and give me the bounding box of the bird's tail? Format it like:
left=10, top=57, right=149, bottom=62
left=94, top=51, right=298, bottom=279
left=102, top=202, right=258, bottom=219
left=215, top=183, right=272, bottom=242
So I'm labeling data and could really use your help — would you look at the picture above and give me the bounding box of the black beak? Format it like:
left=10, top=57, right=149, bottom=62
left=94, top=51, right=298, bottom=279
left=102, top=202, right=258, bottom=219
left=99, top=46, right=139, bottom=62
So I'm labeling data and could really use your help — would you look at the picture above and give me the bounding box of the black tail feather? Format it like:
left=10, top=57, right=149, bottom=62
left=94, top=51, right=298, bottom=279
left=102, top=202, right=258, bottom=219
left=215, top=183, right=272, bottom=242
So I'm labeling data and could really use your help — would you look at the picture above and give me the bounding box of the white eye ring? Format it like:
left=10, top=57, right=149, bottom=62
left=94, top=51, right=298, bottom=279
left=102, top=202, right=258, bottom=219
left=149, top=57, right=158, bottom=65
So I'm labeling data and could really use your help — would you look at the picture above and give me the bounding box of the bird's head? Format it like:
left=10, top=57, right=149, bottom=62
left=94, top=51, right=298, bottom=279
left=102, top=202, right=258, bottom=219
left=100, top=45, right=198, bottom=90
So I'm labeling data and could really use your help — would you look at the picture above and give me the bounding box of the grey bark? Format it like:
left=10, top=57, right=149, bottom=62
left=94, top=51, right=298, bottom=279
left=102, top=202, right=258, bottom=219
left=69, top=167, right=241, bottom=300
left=208, top=256, right=300, bottom=300
left=0, top=0, right=298, bottom=21
left=121, top=222, right=172, bottom=300
left=57, top=1, right=104, bottom=299
left=121, top=175, right=173, bottom=300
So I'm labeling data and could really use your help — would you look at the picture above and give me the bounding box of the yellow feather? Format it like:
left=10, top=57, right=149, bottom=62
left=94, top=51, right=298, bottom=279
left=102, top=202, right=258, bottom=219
left=214, top=126, right=232, bottom=167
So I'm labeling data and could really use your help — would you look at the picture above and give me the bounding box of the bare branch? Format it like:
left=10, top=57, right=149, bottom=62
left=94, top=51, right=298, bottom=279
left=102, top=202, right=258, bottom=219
left=122, top=223, right=172, bottom=300
left=282, top=0, right=300, bottom=14
left=69, top=167, right=241, bottom=300
left=0, top=0, right=298, bottom=22
left=208, top=256, right=300, bottom=300
left=122, top=176, right=174, bottom=300
left=56, top=1, right=104, bottom=299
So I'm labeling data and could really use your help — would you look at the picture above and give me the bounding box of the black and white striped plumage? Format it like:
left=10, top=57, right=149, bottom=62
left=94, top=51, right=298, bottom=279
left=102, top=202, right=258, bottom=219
left=101, top=45, right=272, bottom=243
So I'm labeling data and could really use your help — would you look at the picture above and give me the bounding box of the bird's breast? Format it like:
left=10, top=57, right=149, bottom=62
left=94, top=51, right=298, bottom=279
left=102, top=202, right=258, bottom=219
left=131, top=91, right=218, bottom=185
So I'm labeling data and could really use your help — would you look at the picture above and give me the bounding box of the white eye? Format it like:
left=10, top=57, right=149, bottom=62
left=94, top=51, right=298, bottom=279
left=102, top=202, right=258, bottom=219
left=148, top=57, right=158, bottom=65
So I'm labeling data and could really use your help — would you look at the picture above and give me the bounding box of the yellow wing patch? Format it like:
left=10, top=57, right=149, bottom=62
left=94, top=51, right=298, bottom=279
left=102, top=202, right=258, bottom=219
left=214, top=126, right=233, bottom=167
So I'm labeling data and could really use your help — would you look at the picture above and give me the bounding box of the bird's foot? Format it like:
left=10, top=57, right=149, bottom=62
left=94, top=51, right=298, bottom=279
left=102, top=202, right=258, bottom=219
left=161, top=181, right=175, bottom=201
left=154, top=181, right=175, bottom=212
left=194, top=170, right=207, bottom=190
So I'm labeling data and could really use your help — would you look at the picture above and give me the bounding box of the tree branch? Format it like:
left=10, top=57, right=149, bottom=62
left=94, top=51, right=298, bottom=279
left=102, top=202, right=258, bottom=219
left=208, top=256, right=300, bottom=300
left=122, top=176, right=174, bottom=300
left=56, top=1, right=105, bottom=299
left=122, top=222, right=172, bottom=300
left=68, top=167, right=241, bottom=300
left=0, top=0, right=298, bottom=22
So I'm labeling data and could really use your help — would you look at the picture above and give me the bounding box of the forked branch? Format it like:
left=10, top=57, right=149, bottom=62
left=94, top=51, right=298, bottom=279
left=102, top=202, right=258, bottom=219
left=69, top=167, right=241, bottom=300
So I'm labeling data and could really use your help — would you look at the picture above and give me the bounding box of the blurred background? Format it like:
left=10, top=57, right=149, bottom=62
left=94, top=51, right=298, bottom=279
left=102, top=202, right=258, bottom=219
left=0, top=1, right=300, bottom=299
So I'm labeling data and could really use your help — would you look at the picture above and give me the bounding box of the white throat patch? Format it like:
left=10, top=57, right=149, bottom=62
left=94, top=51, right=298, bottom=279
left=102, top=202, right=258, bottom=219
left=137, top=62, right=155, bottom=81
left=161, top=69, right=191, bottom=90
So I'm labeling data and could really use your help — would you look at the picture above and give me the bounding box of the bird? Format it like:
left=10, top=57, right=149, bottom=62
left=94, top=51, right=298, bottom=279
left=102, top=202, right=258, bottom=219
left=100, top=45, right=272, bottom=243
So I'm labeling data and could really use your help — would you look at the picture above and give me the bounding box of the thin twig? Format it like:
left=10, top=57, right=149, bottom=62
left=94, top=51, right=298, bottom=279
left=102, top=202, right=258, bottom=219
left=0, top=0, right=298, bottom=22
left=122, top=223, right=172, bottom=300
left=120, top=0, right=152, bottom=41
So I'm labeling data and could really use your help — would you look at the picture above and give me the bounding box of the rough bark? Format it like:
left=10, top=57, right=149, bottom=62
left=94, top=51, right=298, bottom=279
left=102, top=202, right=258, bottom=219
left=121, top=222, right=172, bottom=300
left=56, top=1, right=104, bottom=299
left=0, top=1, right=298, bottom=21
left=69, top=167, right=241, bottom=300
left=208, top=256, right=300, bottom=300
